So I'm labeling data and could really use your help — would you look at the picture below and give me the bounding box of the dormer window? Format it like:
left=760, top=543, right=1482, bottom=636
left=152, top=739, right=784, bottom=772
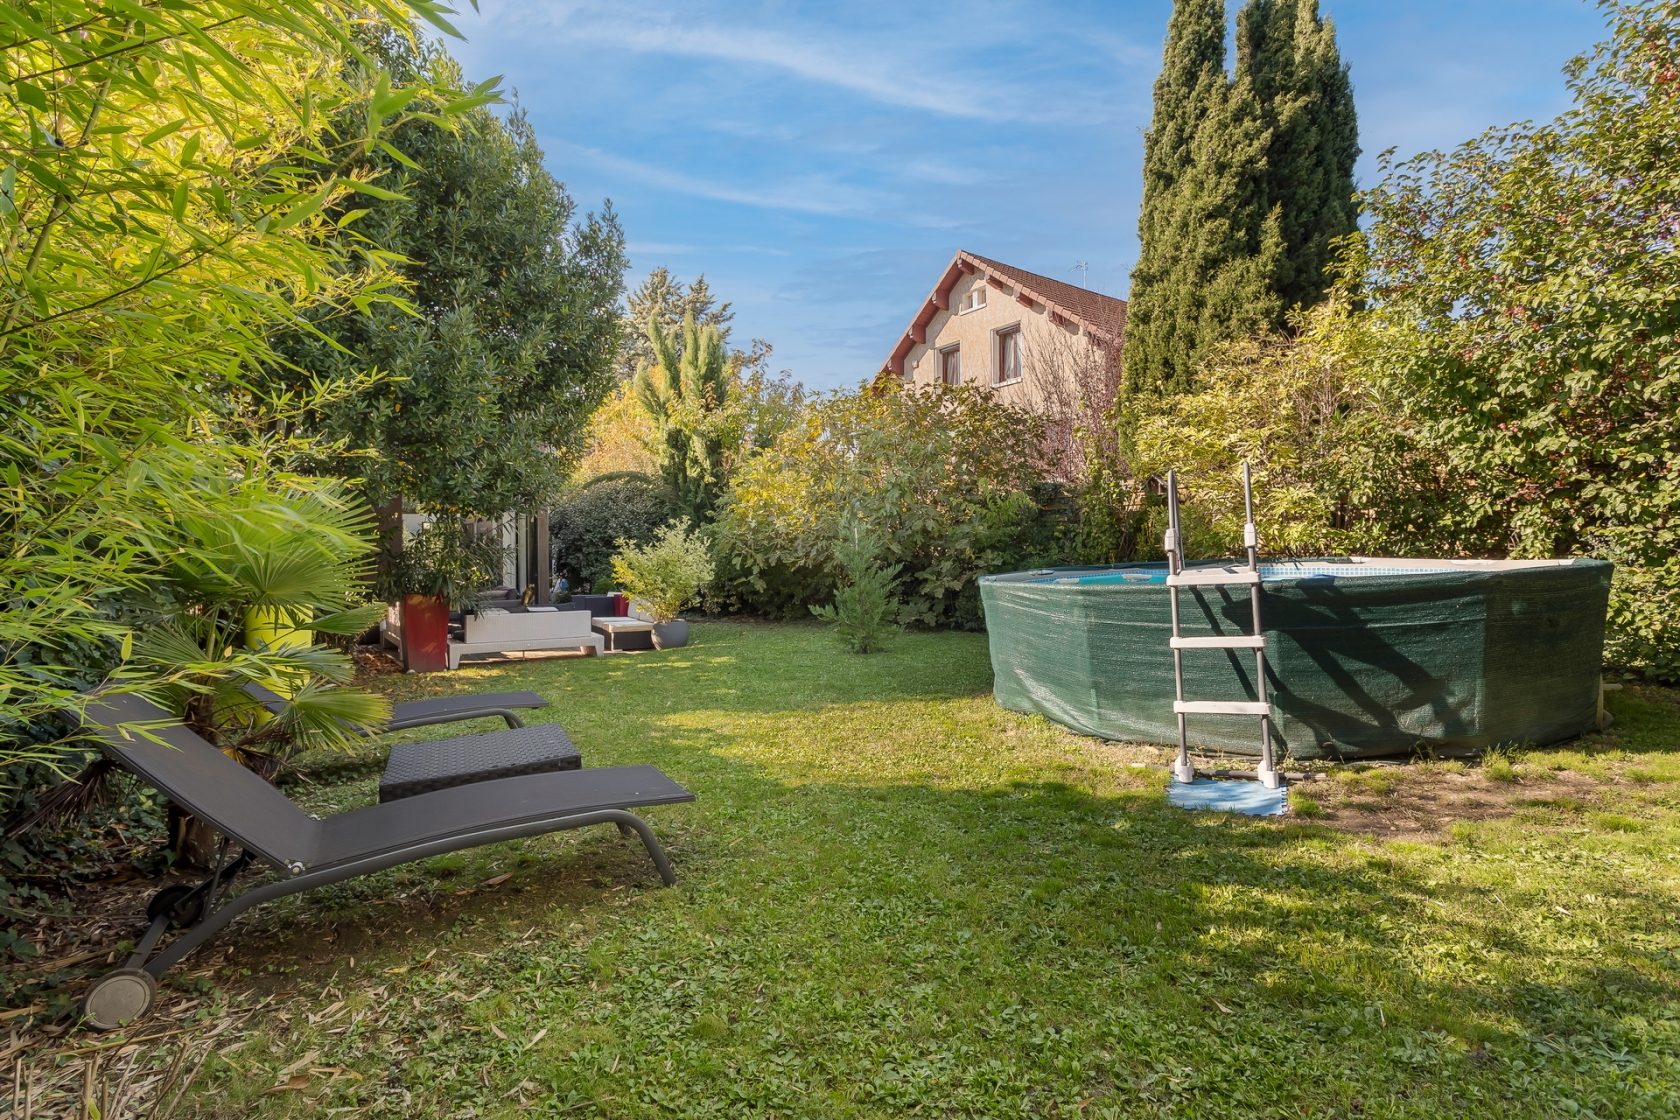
left=957, top=286, right=987, bottom=314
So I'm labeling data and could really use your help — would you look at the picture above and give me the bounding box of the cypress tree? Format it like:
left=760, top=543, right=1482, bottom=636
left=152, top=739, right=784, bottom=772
left=1237, top=0, right=1360, bottom=311
left=1124, top=0, right=1283, bottom=395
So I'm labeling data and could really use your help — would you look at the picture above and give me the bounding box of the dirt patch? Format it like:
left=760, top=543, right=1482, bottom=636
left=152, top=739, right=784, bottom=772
left=350, top=643, right=404, bottom=680
left=2, top=863, right=269, bottom=1120
left=1289, top=765, right=1611, bottom=839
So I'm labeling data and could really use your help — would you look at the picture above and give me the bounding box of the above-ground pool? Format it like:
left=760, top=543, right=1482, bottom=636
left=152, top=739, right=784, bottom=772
left=979, top=557, right=1613, bottom=761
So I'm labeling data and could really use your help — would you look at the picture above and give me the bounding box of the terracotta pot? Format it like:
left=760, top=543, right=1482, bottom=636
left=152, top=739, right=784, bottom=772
left=400, top=593, right=451, bottom=672
left=651, top=619, right=689, bottom=650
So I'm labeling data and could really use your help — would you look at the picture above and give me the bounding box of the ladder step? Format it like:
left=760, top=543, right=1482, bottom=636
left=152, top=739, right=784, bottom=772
left=1170, top=635, right=1266, bottom=651
left=1175, top=700, right=1271, bottom=717
left=1167, top=567, right=1261, bottom=588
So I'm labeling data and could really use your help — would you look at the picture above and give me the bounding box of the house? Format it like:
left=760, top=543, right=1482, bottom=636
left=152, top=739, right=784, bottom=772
left=883, top=250, right=1126, bottom=414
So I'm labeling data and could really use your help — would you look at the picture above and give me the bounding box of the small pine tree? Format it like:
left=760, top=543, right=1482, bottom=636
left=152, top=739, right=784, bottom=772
left=812, top=520, right=902, bottom=654
left=616, top=268, right=734, bottom=383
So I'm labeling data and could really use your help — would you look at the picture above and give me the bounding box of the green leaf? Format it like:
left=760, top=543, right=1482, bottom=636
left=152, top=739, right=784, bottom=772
left=342, top=178, right=407, bottom=202
left=14, top=82, right=48, bottom=112
left=140, top=119, right=187, bottom=145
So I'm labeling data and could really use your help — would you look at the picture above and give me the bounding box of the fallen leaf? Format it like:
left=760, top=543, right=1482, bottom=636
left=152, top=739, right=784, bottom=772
left=277, top=1049, right=320, bottom=1079
left=264, top=1074, right=311, bottom=1094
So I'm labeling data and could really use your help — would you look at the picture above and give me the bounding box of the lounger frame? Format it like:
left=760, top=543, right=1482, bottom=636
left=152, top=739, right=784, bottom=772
left=76, top=692, right=694, bottom=1028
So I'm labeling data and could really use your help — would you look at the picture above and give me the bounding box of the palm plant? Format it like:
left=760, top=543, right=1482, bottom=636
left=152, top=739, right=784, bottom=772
left=124, top=470, right=392, bottom=769
left=634, top=312, right=731, bottom=523
left=9, top=464, right=391, bottom=852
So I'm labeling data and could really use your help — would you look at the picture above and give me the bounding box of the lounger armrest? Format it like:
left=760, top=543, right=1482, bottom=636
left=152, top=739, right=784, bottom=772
left=386, top=707, right=526, bottom=731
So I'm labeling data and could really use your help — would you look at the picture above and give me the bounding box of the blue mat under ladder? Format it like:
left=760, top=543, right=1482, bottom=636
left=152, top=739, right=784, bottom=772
left=1167, top=777, right=1288, bottom=817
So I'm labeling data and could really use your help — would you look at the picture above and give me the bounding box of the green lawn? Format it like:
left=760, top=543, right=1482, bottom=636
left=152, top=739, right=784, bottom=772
left=171, top=622, right=1676, bottom=1118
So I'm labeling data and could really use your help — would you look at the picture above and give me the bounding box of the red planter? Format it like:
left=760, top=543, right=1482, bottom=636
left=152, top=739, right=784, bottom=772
left=400, top=593, right=450, bottom=673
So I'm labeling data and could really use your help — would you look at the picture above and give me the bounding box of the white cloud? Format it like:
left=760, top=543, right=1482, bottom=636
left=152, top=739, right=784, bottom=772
left=564, top=143, right=893, bottom=218
left=624, top=240, right=699, bottom=256
left=494, top=1, right=1120, bottom=125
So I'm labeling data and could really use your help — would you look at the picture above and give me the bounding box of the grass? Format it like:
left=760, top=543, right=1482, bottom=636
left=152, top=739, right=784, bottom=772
left=149, top=623, right=1679, bottom=1117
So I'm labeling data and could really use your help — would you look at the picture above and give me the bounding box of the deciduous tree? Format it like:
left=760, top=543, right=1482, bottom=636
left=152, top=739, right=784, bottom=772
left=1356, top=0, right=1680, bottom=678
left=277, top=33, right=627, bottom=525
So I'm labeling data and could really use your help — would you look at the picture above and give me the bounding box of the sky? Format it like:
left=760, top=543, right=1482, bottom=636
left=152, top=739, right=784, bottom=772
left=443, top=0, right=1610, bottom=391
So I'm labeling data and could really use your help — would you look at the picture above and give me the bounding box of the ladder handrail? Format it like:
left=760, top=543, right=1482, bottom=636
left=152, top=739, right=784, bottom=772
left=1164, top=464, right=1279, bottom=789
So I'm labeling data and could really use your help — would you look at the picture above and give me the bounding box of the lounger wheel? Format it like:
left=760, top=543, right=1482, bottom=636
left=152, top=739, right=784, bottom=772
left=147, top=884, right=208, bottom=929
left=82, top=968, right=157, bottom=1031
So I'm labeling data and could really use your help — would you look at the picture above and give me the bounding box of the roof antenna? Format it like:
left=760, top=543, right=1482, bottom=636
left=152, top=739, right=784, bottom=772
left=1072, top=260, right=1089, bottom=288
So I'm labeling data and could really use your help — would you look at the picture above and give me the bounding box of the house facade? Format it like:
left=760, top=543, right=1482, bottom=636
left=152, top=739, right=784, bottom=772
left=883, top=251, right=1127, bottom=413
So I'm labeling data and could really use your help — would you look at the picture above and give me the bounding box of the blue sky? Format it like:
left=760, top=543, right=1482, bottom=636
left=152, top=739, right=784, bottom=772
left=444, top=1, right=1608, bottom=390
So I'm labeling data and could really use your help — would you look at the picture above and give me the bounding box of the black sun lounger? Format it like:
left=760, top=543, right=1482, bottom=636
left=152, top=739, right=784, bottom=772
left=242, top=680, right=549, bottom=732
left=77, top=692, right=695, bottom=1030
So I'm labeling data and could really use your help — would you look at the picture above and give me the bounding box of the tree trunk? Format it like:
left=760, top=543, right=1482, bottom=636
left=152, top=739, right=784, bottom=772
left=374, top=494, right=403, bottom=594
left=167, top=805, right=223, bottom=871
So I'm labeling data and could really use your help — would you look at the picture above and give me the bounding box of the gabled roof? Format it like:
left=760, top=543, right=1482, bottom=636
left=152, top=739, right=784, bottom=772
left=884, top=250, right=1127, bottom=375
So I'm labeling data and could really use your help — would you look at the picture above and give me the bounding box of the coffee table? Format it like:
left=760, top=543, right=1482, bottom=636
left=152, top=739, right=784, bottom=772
left=591, top=616, right=655, bottom=653
left=379, top=723, right=582, bottom=802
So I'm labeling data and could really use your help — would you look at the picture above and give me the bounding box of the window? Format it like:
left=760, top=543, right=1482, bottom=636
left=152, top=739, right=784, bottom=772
left=994, top=325, right=1022, bottom=385
left=958, top=286, right=988, bottom=314
left=939, top=344, right=961, bottom=385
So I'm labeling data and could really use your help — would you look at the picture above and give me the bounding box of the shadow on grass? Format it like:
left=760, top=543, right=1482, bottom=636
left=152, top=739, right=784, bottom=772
left=214, top=710, right=1680, bottom=1117
left=31, top=622, right=1678, bottom=1117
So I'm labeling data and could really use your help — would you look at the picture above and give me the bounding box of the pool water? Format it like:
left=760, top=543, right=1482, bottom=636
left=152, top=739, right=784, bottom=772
left=1035, top=561, right=1452, bottom=587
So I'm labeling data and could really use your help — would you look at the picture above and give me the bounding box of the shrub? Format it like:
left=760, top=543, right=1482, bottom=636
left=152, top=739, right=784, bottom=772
left=550, top=474, right=676, bottom=590
left=610, top=521, right=716, bottom=623
left=714, top=383, right=1056, bottom=628
left=385, top=519, right=507, bottom=610
left=1126, top=299, right=1452, bottom=559
left=812, top=521, right=902, bottom=654
left=1348, top=0, right=1680, bottom=678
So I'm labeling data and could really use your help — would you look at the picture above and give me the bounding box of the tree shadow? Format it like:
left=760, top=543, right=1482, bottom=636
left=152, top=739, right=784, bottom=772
left=26, top=622, right=1675, bottom=1117
left=217, top=707, right=1680, bottom=1117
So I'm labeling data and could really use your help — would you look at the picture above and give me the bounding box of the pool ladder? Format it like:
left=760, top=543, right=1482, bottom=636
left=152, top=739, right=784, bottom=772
left=1164, top=464, right=1279, bottom=789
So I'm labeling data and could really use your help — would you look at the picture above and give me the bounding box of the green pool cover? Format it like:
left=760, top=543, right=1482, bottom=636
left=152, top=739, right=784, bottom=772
left=979, top=558, right=1613, bottom=761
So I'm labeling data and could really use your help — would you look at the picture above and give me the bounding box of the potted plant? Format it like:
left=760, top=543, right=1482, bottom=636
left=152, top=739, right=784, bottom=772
left=383, top=519, right=506, bottom=671
left=609, top=521, right=715, bottom=649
